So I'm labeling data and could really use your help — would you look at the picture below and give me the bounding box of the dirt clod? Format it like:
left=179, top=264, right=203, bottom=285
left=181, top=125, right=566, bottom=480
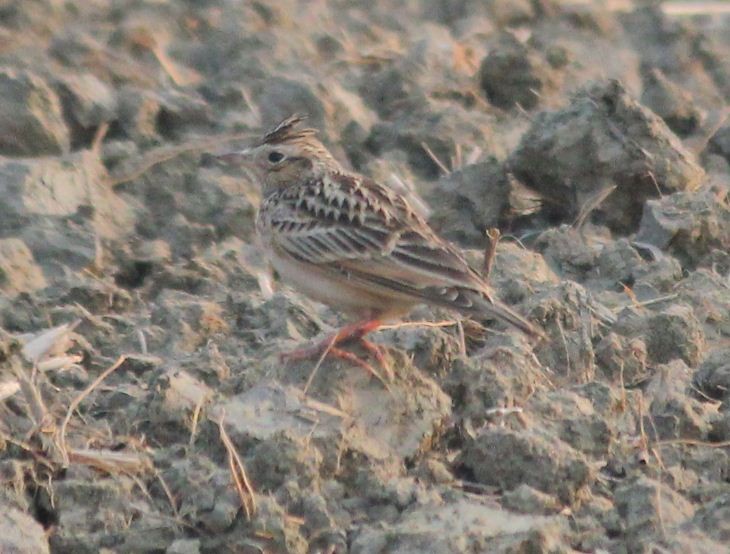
left=1, top=2, right=728, bottom=552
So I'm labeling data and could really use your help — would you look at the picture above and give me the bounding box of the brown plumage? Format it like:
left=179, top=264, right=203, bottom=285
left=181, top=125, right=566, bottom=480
left=219, top=115, right=543, bottom=347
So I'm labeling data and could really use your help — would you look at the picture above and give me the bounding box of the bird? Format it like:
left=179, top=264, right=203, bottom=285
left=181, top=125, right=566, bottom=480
left=217, top=115, right=543, bottom=375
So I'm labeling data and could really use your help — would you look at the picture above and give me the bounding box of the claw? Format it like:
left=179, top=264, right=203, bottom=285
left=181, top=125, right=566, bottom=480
left=280, top=319, right=391, bottom=391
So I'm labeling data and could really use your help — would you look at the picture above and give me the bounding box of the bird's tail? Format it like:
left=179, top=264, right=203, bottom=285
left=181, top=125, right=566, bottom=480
left=469, top=291, right=545, bottom=340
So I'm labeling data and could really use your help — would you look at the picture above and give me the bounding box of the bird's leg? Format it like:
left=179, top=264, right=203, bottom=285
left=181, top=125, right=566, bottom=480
left=322, top=347, right=390, bottom=389
left=281, top=319, right=390, bottom=386
left=282, top=319, right=382, bottom=360
left=356, top=337, right=388, bottom=369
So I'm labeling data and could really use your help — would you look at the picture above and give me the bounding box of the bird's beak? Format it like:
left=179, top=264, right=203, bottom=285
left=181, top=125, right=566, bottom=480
left=213, top=147, right=254, bottom=166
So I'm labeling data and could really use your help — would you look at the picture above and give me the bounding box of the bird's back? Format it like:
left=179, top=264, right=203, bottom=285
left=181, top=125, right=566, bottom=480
left=257, top=170, right=541, bottom=337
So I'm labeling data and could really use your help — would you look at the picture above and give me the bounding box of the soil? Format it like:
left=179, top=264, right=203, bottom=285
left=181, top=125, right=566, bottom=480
left=1, top=1, right=729, bottom=553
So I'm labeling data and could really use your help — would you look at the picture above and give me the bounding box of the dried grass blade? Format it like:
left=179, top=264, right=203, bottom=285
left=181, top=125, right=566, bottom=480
left=59, top=355, right=128, bottom=466
left=69, top=448, right=153, bottom=475
left=217, top=416, right=256, bottom=520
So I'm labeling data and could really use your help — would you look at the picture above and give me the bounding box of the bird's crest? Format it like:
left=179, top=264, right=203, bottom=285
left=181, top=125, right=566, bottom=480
left=259, top=114, right=316, bottom=146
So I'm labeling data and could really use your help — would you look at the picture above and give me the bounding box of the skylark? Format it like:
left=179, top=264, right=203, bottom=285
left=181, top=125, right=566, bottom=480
left=218, top=115, right=543, bottom=371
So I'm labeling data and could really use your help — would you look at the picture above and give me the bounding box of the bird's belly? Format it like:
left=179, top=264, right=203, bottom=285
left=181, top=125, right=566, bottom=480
left=268, top=250, right=413, bottom=318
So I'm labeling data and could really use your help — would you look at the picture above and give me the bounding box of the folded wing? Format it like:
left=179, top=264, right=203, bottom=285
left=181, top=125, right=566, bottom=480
left=264, top=173, right=540, bottom=337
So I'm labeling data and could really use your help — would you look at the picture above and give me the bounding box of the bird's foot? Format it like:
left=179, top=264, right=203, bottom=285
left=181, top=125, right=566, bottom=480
left=280, top=320, right=391, bottom=391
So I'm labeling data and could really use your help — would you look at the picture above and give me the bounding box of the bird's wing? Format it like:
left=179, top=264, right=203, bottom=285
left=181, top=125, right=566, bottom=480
left=262, top=172, right=539, bottom=336
left=263, top=172, right=478, bottom=286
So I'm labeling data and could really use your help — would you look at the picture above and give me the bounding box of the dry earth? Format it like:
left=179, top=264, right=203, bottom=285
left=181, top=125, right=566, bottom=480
left=1, top=1, right=729, bottom=553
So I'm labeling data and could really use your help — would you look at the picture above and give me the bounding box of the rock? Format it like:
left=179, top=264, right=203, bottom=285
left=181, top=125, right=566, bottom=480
left=675, top=269, right=730, bottom=338
left=55, top=72, right=117, bottom=144
left=478, top=34, right=552, bottom=110
left=0, top=505, right=49, bottom=554
left=0, top=151, right=133, bottom=281
left=710, top=411, right=730, bottom=442
left=685, top=451, right=730, bottom=495
left=0, top=461, right=29, bottom=512
left=158, top=455, right=239, bottom=535
left=708, top=123, right=730, bottom=163
left=166, top=538, right=201, bottom=554
left=0, top=67, right=69, bottom=156
left=359, top=65, right=429, bottom=119
left=315, top=33, right=343, bottom=60
left=661, top=465, right=701, bottom=494
left=216, top=380, right=449, bottom=466
left=458, top=427, right=595, bottom=504
left=509, top=80, right=705, bottom=233
left=351, top=498, right=568, bottom=554
left=631, top=251, right=683, bottom=293
left=613, top=303, right=705, bottom=367
left=113, top=526, right=179, bottom=553
left=503, top=173, right=547, bottom=220
left=61, top=280, right=134, bottom=314
left=635, top=185, right=730, bottom=270
left=645, top=304, right=705, bottom=366
left=154, top=89, right=213, bottom=139
left=559, top=2, right=618, bottom=36
left=501, top=484, right=561, bottom=515
left=641, top=67, right=704, bottom=136
left=0, top=238, right=46, bottom=296
left=445, top=340, right=545, bottom=423
left=150, top=291, right=231, bottom=353
left=0, top=151, right=125, bottom=230
left=256, top=77, right=326, bottom=131
left=160, top=369, right=212, bottom=417
left=487, top=0, right=535, bottom=26
left=190, top=167, right=258, bottom=241
left=661, top=531, right=730, bottom=554
left=415, top=457, right=454, bottom=485
left=595, top=332, right=649, bottom=385
left=339, top=119, right=371, bottom=170
left=137, top=368, right=216, bottom=446
left=290, top=491, right=345, bottom=553
left=427, top=159, right=506, bottom=245
left=423, top=0, right=494, bottom=26
left=649, top=392, right=712, bottom=441
left=572, top=497, right=615, bottom=552
left=693, top=348, right=730, bottom=403
left=613, top=477, right=694, bottom=550
left=426, top=160, right=552, bottom=250
left=530, top=281, right=608, bottom=382
left=695, top=33, right=730, bottom=100
left=49, top=477, right=138, bottom=552
left=100, top=139, right=139, bottom=170
left=246, top=433, right=323, bottom=492
left=380, top=319, right=462, bottom=379
left=526, top=389, right=615, bottom=457
left=620, top=6, right=726, bottom=101
left=116, top=86, right=163, bottom=143
left=365, top=113, right=463, bottom=179
left=114, top=152, right=258, bottom=260
left=114, top=239, right=171, bottom=289
left=586, top=238, right=647, bottom=291
left=535, top=226, right=600, bottom=282
left=646, top=360, right=713, bottom=441
left=236, top=496, right=309, bottom=554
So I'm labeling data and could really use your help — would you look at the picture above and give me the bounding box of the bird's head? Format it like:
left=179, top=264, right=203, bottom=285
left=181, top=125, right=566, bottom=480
left=217, top=115, right=340, bottom=194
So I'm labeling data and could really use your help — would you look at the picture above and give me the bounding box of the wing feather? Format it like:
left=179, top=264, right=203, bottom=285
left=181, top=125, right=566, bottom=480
left=258, top=172, right=541, bottom=336
left=263, top=173, right=478, bottom=285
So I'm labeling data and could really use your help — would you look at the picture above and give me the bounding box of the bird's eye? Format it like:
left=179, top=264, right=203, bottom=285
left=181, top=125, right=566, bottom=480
left=268, top=151, right=285, bottom=163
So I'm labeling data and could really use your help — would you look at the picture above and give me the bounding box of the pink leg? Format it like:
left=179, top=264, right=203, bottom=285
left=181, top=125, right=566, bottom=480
left=281, top=319, right=390, bottom=386
left=281, top=319, right=382, bottom=361
left=326, top=347, right=390, bottom=390
left=358, top=338, right=388, bottom=368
